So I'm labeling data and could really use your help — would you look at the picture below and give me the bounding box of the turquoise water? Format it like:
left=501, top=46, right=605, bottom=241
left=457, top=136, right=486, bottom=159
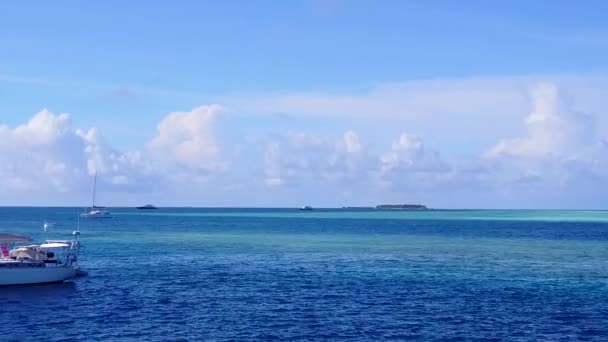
left=121, top=208, right=608, bottom=222
left=1, top=208, right=607, bottom=341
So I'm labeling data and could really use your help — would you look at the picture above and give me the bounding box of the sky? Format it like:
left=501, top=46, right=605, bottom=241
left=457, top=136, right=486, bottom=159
left=1, top=1, right=608, bottom=208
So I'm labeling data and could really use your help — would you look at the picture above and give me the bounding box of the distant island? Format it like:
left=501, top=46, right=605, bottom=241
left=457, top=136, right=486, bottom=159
left=375, top=204, right=428, bottom=210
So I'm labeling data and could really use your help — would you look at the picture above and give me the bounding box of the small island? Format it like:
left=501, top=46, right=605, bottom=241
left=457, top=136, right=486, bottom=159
left=375, top=204, right=428, bottom=210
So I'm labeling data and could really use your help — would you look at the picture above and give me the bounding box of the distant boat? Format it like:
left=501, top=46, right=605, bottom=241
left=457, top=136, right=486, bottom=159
left=136, top=204, right=158, bottom=210
left=300, top=206, right=313, bottom=211
left=81, top=173, right=112, bottom=218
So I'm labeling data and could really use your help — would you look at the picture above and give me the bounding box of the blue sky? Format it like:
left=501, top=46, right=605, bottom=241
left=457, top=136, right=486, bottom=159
left=1, top=1, right=608, bottom=208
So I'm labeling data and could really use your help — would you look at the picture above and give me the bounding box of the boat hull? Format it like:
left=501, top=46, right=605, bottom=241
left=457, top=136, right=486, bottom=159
left=0, top=267, right=77, bottom=286
left=80, top=214, right=112, bottom=218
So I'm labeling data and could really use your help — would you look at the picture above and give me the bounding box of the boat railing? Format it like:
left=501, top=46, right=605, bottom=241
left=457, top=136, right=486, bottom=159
left=0, top=257, right=74, bottom=268
left=0, top=261, right=45, bottom=268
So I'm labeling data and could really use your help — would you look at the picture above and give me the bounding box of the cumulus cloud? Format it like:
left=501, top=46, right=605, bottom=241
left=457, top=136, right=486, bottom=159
left=376, top=133, right=455, bottom=198
left=223, top=74, right=608, bottom=160
left=78, top=127, right=155, bottom=188
left=0, top=109, right=160, bottom=204
left=0, top=106, right=233, bottom=205
left=263, top=130, right=370, bottom=187
left=0, top=109, right=85, bottom=193
left=261, top=130, right=454, bottom=196
left=478, top=82, right=608, bottom=207
left=487, top=83, right=594, bottom=159
left=263, top=131, right=330, bottom=187
left=342, top=130, right=362, bottom=153
left=380, top=133, right=449, bottom=174
left=149, top=105, right=225, bottom=171
left=259, top=129, right=484, bottom=207
left=3, top=77, right=608, bottom=208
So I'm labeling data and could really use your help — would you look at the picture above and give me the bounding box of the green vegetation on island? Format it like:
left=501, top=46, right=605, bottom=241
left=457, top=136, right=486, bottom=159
left=375, top=204, right=428, bottom=210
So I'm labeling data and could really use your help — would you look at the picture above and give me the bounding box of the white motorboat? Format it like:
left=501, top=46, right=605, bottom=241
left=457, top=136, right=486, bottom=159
left=81, top=172, right=112, bottom=218
left=0, top=231, right=83, bottom=286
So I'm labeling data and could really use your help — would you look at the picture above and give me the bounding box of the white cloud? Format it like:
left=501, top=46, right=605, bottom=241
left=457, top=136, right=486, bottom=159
left=227, top=74, right=608, bottom=121
left=0, top=106, right=232, bottom=205
left=149, top=105, right=225, bottom=171
left=381, top=134, right=431, bottom=173
left=342, top=130, right=362, bottom=153
left=487, top=83, right=594, bottom=159
left=479, top=82, right=608, bottom=207
left=227, top=77, right=528, bottom=120
left=224, top=73, right=608, bottom=158
left=75, top=127, right=152, bottom=188
left=263, top=142, right=286, bottom=187
left=262, top=130, right=370, bottom=187
left=0, top=109, right=85, bottom=193
left=10, top=109, right=72, bottom=144
left=378, top=133, right=452, bottom=192
left=3, top=75, right=608, bottom=208
left=0, top=109, right=158, bottom=204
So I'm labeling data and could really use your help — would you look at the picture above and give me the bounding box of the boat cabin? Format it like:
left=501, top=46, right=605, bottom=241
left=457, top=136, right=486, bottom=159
left=0, top=234, right=79, bottom=268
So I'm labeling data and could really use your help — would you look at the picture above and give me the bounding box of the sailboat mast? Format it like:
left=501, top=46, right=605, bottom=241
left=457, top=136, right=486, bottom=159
left=92, top=172, right=97, bottom=208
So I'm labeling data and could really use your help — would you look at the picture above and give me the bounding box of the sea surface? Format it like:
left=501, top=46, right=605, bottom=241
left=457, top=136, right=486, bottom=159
left=1, top=207, right=607, bottom=341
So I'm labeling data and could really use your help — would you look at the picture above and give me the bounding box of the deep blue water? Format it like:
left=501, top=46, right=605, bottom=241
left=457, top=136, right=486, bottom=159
left=1, top=207, right=608, bottom=341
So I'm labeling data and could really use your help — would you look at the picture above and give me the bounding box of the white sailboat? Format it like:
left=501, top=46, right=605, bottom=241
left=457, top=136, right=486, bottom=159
left=0, top=229, right=83, bottom=286
left=81, top=172, right=112, bottom=218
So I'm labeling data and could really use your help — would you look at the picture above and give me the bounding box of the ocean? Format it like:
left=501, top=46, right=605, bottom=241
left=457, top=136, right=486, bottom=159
left=0, top=207, right=607, bottom=341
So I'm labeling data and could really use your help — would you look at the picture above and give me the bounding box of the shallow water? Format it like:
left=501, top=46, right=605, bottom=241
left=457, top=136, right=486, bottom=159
left=1, top=208, right=607, bottom=341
